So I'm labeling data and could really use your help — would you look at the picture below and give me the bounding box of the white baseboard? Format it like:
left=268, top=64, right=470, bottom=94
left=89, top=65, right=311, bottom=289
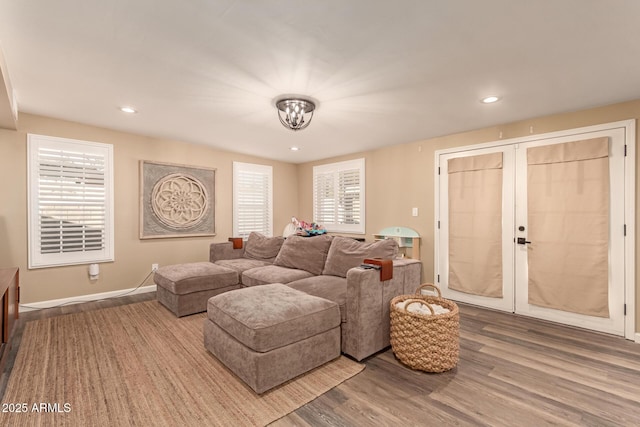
left=636, top=333, right=640, bottom=344
left=19, top=285, right=157, bottom=313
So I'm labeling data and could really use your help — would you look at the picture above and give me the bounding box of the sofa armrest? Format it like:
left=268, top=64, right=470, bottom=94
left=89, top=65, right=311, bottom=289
left=209, top=242, right=245, bottom=263
left=391, top=258, right=422, bottom=294
left=342, top=259, right=422, bottom=361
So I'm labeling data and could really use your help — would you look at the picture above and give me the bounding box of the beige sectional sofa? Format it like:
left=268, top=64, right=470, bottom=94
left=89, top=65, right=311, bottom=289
left=207, top=232, right=422, bottom=361
left=155, top=232, right=422, bottom=393
left=156, top=234, right=423, bottom=354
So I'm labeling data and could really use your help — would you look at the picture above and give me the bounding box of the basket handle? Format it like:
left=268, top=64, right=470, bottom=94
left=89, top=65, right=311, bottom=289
left=415, top=283, right=442, bottom=298
left=403, top=299, right=435, bottom=315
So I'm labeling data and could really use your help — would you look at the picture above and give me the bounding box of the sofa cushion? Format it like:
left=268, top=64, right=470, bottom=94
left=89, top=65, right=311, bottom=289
left=241, top=265, right=314, bottom=287
left=274, top=234, right=333, bottom=275
left=207, top=283, right=340, bottom=352
left=214, top=258, right=272, bottom=275
left=243, top=232, right=285, bottom=262
left=322, top=236, right=399, bottom=278
left=286, top=275, right=348, bottom=322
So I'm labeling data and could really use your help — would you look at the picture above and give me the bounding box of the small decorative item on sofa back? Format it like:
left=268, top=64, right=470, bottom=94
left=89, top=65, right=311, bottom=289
left=287, top=216, right=327, bottom=237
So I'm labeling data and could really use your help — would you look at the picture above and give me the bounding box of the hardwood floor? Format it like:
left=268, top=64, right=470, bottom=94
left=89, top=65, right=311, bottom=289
left=2, top=293, right=639, bottom=426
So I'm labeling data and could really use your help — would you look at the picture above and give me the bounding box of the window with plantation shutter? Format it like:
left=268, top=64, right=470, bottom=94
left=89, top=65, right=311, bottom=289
left=233, top=162, right=273, bottom=238
left=313, top=158, right=365, bottom=234
left=28, top=134, right=114, bottom=268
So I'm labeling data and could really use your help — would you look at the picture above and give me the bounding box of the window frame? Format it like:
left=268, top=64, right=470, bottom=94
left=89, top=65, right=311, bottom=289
left=313, top=158, right=365, bottom=234
left=232, top=161, right=273, bottom=238
left=27, top=134, right=114, bottom=269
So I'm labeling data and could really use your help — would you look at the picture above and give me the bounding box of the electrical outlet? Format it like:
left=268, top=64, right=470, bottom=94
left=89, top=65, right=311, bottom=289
left=152, top=263, right=159, bottom=272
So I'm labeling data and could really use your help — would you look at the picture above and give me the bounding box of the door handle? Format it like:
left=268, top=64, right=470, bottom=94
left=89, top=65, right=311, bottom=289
left=516, top=237, right=531, bottom=245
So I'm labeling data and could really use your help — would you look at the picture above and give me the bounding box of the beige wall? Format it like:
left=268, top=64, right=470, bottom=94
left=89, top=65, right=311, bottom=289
left=297, top=99, right=640, bottom=331
left=0, top=114, right=298, bottom=304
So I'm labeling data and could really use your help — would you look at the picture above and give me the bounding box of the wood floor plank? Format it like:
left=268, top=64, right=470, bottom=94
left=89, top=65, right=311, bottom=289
left=478, top=342, right=640, bottom=402
left=480, top=324, right=640, bottom=370
left=490, top=363, right=640, bottom=426
left=426, top=376, right=583, bottom=427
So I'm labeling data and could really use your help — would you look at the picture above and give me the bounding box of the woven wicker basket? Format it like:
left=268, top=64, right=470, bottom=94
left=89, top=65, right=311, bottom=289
left=390, top=284, right=459, bottom=372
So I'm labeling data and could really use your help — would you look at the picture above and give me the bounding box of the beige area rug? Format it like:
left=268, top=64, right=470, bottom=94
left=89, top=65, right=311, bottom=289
left=1, top=300, right=364, bottom=426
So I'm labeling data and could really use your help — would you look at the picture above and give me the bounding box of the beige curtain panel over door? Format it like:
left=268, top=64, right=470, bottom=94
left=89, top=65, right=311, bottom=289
left=527, top=137, right=610, bottom=318
left=448, top=152, right=503, bottom=298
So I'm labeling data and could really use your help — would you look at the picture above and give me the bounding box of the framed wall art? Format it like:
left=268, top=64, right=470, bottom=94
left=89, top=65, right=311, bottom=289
left=139, top=160, right=216, bottom=239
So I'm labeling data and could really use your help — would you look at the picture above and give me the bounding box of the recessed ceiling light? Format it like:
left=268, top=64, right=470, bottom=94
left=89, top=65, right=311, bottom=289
left=290, top=146, right=300, bottom=151
left=481, top=96, right=501, bottom=104
left=120, top=106, right=137, bottom=113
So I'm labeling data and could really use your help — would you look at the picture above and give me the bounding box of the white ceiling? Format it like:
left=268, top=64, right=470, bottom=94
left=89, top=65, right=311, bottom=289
left=1, top=0, right=640, bottom=163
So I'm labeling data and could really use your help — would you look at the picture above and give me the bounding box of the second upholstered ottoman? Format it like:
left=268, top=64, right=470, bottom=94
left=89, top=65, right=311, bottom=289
left=203, top=283, right=341, bottom=394
left=154, top=262, right=240, bottom=317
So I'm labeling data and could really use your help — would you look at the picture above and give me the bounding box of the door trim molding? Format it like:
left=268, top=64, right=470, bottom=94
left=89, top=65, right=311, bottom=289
left=435, top=120, right=636, bottom=340
left=624, top=120, right=636, bottom=340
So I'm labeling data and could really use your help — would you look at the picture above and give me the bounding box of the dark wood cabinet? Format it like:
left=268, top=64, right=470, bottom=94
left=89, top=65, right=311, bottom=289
left=0, top=268, right=19, bottom=373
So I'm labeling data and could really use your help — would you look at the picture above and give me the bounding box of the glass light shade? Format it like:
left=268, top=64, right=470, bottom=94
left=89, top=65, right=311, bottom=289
left=276, top=98, right=315, bottom=131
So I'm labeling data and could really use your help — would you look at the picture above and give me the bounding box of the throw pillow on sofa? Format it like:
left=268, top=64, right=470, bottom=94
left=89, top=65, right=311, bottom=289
left=243, top=232, right=285, bottom=262
left=322, top=236, right=399, bottom=278
left=274, top=234, right=333, bottom=275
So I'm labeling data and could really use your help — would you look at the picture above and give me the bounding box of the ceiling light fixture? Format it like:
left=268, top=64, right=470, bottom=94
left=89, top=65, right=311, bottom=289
left=276, top=98, right=315, bottom=131
left=120, top=106, right=137, bottom=113
left=290, top=146, right=300, bottom=151
left=481, top=96, right=501, bottom=104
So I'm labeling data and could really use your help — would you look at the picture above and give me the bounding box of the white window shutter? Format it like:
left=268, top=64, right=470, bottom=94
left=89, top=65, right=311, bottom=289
left=337, top=168, right=361, bottom=226
left=313, top=158, right=365, bottom=234
left=28, top=134, right=114, bottom=268
left=233, top=162, right=273, bottom=238
left=313, top=171, right=335, bottom=225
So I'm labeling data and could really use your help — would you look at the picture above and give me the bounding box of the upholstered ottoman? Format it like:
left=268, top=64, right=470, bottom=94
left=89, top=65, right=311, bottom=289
left=204, top=283, right=341, bottom=394
left=154, top=262, right=240, bottom=317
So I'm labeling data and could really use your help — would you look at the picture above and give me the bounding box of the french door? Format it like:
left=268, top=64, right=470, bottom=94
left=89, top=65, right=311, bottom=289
left=435, top=121, right=634, bottom=337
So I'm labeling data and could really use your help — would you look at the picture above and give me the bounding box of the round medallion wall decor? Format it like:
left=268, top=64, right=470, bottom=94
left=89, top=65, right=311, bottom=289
left=151, top=173, right=209, bottom=229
